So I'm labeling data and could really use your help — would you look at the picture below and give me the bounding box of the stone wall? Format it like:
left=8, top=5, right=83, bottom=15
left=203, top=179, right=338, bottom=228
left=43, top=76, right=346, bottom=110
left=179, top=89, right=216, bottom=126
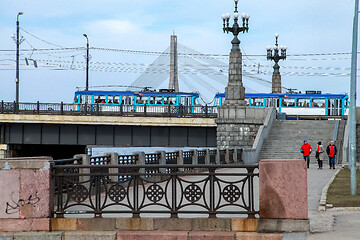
left=216, top=107, right=268, bottom=150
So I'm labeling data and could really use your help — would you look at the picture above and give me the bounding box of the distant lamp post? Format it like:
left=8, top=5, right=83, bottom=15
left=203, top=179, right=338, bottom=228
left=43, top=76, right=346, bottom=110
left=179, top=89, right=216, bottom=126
left=83, top=34, right=89, bottom=91
left=266, top=33, right=287, bottom=93
left=16, top=11, right=23, bottom=109
left=222, top=0, right=250, bottom=52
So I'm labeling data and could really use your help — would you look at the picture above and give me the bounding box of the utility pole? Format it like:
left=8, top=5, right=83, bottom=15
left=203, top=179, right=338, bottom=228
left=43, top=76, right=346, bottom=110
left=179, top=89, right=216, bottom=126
left=83, top=34, right=89, bottom=91
left=16, top=12, right=23, bottom=110
left=349, top=0, right=358, bottom=195
left=169, top=34, right=179, bottom=92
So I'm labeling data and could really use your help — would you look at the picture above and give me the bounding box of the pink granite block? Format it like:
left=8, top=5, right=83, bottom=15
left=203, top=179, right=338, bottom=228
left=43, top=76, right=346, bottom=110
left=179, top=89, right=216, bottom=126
left=0, top=219, right=32, bottom=232
left=117, top=231, right=188, bottom=240
left=235, top=232, right=283, bottom=240
left=188, top=231, right=235, bottom=240
left=259, top=160, right=308, bottom=219
left=0, top=170, right=20, bottom=219
left=30, top=218, right=50, bottom=231
left=19, top=170, right=52, bottom=218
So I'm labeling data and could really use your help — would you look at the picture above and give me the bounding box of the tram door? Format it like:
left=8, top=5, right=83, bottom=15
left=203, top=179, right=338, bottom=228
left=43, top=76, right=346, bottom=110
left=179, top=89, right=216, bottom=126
left=179, top=97, right=189, bottom=113
left=328, top=99, right=342, bottom=116
left=266, top=98, right=279, bottom=107
left=266, top=98, right=279, bottom=112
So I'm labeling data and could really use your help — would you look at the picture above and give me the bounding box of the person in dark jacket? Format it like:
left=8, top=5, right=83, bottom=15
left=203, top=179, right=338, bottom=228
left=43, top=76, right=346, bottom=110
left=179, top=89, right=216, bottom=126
left=326, top=141, right=337, bottom=169
left=316, top=141, right=325, bottom=170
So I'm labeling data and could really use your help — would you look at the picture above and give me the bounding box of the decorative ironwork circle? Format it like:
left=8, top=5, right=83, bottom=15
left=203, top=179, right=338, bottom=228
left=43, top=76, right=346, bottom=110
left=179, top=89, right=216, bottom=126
left=184, top=184, right=202, bottom=203
left=108, top=184, right=126, bottom=202
left=146, top=184, right=164, bottom=203
left=70, top=184, right=89, bottom=203
left=222, top=184, right=241, bottom=203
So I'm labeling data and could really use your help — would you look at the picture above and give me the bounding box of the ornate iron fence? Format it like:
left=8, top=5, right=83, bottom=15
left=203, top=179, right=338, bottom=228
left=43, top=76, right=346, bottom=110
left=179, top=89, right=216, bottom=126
left=53, top=158, right=82, bottom=194
left=52, top=164, right=258, bottom=218
left=0, top=101, right=217, bottom=118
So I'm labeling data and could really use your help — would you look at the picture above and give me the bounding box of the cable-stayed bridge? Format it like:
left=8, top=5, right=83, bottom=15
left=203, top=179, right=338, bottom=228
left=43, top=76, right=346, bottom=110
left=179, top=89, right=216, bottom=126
left=127, top=42, right=281, bottom=104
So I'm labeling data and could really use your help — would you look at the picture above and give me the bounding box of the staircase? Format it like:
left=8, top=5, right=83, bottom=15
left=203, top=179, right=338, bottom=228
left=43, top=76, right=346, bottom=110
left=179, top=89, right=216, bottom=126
left=259, top=120, right=337, bottom=161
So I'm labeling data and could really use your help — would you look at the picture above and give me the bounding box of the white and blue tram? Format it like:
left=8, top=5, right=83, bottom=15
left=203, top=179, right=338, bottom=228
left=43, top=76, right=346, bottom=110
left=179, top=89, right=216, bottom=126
left=73, top=90, right=349, bottom=116
left=73, top=90, right=204, bottom=113
left=213, top=92, right=349, bottom=116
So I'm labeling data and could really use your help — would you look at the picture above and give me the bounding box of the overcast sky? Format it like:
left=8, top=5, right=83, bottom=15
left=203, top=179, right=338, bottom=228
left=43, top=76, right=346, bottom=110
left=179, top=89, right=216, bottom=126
left=0, top=0, right=357, bottom=104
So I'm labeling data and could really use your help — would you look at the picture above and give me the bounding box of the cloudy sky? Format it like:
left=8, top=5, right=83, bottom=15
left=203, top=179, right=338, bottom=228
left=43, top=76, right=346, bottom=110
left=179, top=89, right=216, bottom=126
left=0, top=0, right=357, bottom=104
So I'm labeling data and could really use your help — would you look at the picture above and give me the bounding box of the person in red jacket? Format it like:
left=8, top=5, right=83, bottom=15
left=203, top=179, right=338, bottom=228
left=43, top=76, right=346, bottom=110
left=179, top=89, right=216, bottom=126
left=326, top=141, right=337, bottom=169
left=300, top=140, right=312, bottom=168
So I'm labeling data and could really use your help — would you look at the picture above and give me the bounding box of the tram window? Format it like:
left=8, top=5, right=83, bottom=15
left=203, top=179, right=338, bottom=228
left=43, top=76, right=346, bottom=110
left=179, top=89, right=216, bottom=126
left=193, top=98, right=201, bottom=105
left=344, top=99, right=350, bottom=107
left=311, top=99, right=325, bottom=108
left=214, top=98, right=220, bottom=106
left=155, top=96, right=163, bottom=104
left=95, top=95, right=106, bottom=103
left=297, top=98, right=310, bottom=107
left=165, top=97, right=176, bottom=105
left=251, top=98, right=264, bottom=107
left=74, top=95, right=79, bottom=103
left=111, top=96, right=120, bottom=104
left=281, top=98, right=295, bottom=107
left=136, top=96, right=147, bottom=104
left=245, top=98, right=249, bottom=106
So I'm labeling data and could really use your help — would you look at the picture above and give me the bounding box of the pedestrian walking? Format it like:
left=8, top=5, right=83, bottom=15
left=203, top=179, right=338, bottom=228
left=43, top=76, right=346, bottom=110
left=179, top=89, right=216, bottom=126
left=300, top=140, right=312, bottom=168
left=315, top=141, right=324, bottom=169
left=326, top=141, right=337, bottom=169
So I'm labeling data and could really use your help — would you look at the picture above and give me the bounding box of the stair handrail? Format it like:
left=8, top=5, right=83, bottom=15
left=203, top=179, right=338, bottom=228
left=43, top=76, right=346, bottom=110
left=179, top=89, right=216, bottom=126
left=342, top=119, right=350, bottom=164
left=333, top=120, right=339, bottom=141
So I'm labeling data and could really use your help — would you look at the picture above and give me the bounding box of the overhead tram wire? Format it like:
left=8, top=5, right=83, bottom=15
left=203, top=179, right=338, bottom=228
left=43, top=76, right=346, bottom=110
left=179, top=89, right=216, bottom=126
left=19, top=27, right=65, bottom=48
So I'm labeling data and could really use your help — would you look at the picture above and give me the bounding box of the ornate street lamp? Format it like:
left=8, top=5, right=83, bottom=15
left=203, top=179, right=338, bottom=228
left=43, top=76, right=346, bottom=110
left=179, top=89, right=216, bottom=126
left=266, top=33, right=287, bottom=93
left=83, top=34, right=89, bottom=91
left=221, top=0, right=250, bottom=52
left=16, top=12, right=23, bottom=110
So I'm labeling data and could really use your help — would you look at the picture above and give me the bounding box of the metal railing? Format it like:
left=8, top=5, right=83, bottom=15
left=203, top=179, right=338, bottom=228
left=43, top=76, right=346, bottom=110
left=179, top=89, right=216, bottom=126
left=53, top=164, right=258, bottom=218
left=0, top=101, right=217, bottom=118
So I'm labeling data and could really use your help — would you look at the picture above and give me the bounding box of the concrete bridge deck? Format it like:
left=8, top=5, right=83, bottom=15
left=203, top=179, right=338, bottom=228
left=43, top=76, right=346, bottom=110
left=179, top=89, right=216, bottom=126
left=0, top=114, right=216, bottom=127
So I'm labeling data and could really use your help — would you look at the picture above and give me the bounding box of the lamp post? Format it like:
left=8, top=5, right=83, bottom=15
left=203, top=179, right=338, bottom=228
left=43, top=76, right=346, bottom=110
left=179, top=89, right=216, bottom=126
left=266, top=33, right=287, bottom=93
left=349, top=0, right=358, bottom=196
left=83, top=34, right=89, bottom=91
left=16, top=12, right=23, bottom=110
left=220, top=0, right=250, bottom=107
left=216, top=0, right=255, bottom=151
left=221, top=0, right=250, bottom=52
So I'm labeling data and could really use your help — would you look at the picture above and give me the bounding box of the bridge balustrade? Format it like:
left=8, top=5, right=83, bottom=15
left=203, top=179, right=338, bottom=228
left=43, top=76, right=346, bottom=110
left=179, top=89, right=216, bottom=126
left=197, top=150, right=206, bottom=164
left=118, top=154, right=138, bottom=182
left=52, top=163, right=258, bottom=219
left=0, top=101, right=217, bottom=118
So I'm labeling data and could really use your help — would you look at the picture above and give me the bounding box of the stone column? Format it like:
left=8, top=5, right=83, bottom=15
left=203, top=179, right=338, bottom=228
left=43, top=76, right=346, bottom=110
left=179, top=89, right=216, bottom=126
left=272, top=71, right=282, bottom=93
left=0, top=144, right=9, bottom=158
left=74, top=154, right=91, bottom=189
left=216, top=50, right=266, bottom=151
left=105, top=152, right=118, bottom=183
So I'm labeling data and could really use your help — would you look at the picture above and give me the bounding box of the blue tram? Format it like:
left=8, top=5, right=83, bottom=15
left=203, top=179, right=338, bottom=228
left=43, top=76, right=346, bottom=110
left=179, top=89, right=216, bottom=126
left=73, top=89, right=204, bottom=113
left=73, top=89, right=349, bottom=116
left=213, top=92, right=349, bottom=116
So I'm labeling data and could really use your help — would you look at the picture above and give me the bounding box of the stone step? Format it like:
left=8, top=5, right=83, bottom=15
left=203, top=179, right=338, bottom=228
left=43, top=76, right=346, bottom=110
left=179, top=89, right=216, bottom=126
left=259, top=119, right=338, bottom=160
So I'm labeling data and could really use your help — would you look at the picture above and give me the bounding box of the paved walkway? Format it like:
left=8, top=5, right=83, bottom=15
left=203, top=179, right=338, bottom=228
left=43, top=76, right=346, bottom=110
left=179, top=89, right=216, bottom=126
left=298, top=163, right=360, bottom=240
